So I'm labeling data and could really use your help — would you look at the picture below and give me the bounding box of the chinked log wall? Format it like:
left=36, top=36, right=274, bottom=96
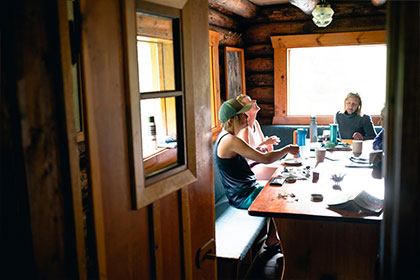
left=209, top=1, right=386, bottom=125
left=245, top=2, right=386, bottom=124
left=209, top=0, right=258, bottom=104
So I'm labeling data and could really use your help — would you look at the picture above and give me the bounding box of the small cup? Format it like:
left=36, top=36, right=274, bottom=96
left=315, top=148, right=326, bottom=163
left=352, top=140, right=363, bottom=157
left=369, top=150, right=383, bottom=166
left=312, top=171, right=320, bottom=183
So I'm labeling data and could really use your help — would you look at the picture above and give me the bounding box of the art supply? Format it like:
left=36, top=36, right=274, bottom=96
left=309, top=116, right=318, bottom=143
left=312, top=171, right=320, bottom=183
left=329, top=123, right=338, bottom=145
left=311, top=193, right=323, bottom=202
left=270, top=176, right=286, bottom=186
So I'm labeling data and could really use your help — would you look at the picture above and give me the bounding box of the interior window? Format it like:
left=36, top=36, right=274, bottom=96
left=137, top=11, right=184, bottom=180
left=288, top=44, right=387, bottom=116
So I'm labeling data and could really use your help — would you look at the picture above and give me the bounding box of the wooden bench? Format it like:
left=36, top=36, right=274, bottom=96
left=214, top=163, right=274, bottom=279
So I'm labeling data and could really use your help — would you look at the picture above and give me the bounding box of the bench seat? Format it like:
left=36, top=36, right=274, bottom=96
left=213, top=153, right=269, bottom=279
left=215, top=195, right=266, bottom=261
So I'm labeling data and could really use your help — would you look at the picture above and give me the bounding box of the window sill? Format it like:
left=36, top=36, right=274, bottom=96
left=144, top=147, right=178, bottom=176
left=273, top=115, right=381, bottom=126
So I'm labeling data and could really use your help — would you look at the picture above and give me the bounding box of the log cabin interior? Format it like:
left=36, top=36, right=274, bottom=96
left=2, top=0, right=419, bottom=279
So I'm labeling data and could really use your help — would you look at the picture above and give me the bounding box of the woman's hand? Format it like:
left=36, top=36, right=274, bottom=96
left=256, top=145, right=268, bottom=153
left=264, top=136, right=281, bottom=146
left=286, top=144, right=300, bottom=155
left=352, top=132, right=364, bottom=140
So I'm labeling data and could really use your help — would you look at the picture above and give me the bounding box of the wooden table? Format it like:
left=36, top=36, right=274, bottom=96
left=248, top=143, right=384, bottom=280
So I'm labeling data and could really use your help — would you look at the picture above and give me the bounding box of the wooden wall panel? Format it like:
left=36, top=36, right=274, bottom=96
left=129, top=207, right=152, bottom=279
left=81, top=0, right=215, bottom=279
left=382, top=2, right=420, bottom=279
left=154, top=192, right=183, bottom=279
left=80, top=0, right=143, bottom=278
left=2, top=0, right=78, bottom=278
left=183, top=0, right=216, bottom=279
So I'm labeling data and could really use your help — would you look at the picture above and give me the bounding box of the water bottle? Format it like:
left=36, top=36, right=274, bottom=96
left=309, top=116, right=317, bottom=143
left=297, top=128, right=307, bottom=146
left=297, top=128, right=307, bottom=159
left=330, top=123, right=338, bottom=145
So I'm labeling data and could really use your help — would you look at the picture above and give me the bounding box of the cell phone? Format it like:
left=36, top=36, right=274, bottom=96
left=270, top=176, right=286, bottom=186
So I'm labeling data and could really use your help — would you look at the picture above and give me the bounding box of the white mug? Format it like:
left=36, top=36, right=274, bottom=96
left=352, top=140, right=363, bottom=157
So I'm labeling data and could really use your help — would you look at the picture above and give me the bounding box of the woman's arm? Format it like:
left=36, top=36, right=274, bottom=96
left=229, top=135, right=298, bottom=164
left=363, top=115, right=377, bottom=140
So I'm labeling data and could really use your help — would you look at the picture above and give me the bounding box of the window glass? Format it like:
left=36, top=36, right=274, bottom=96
left=288, top=44, right=386, bottom=116
left=137, top=13, right=175, bottom=93
left=141, top=97, right=177, bottom=157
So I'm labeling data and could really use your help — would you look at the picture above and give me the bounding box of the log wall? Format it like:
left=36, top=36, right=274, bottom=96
left=209, top=0, right=257, bottom=103
left=244, top=2, right=386, bottom=124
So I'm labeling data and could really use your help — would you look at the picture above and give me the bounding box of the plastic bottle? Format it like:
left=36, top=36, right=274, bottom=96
left=297, top=128, right=307, bottom=159
left=309, top=116, right=318, bottom=143
left=148, top=116, right=157, bottom=150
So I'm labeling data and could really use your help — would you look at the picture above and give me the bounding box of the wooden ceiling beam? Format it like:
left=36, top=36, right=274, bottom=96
left=289, top=0, right=387, bottom=15
left=251, top=2, right=385, bottom=23
left=209, top=8, right=239, bottom=30
left=209, top=0, right=258, bottom=18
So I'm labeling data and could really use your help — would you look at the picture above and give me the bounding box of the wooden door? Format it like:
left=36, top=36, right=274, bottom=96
left=79, top=0, right=216, bottom=279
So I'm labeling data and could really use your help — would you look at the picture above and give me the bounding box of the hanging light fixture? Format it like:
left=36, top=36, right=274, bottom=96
left=312, top=0, right=334, bottom=28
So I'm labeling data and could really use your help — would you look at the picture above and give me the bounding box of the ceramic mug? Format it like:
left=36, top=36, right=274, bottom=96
left=315, top=148, right=326, bottom=162
left=352, top=140, right=363, bottom=157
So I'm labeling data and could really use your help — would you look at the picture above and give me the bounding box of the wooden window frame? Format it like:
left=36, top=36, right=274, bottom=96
left=122, top=0, right=195, bottom=209
left=271, top=30, right=386, bottom=125
left=209, top=30, right=221, bottom=142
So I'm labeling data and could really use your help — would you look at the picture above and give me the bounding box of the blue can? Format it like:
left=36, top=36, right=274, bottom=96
left=330, top=124, right=338, bottom=145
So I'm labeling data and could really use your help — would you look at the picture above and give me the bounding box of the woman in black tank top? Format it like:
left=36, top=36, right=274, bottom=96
left=215, top=97, right=300, bottom=251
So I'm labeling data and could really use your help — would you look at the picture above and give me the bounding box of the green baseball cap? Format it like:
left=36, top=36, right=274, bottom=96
left=218, top=98, right=252, bottom=123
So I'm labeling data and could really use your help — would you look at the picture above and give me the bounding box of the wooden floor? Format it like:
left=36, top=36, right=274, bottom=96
left=246, top=249, right=283, bottom=280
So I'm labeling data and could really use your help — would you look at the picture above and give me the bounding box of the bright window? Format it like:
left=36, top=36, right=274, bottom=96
left=270, top=30, right=387, bottom=125
left=136, top=11, right=184, bottom=179
left=137, top=36, right=175, bottom=92
left=288, top=45, right=386, bottom=116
